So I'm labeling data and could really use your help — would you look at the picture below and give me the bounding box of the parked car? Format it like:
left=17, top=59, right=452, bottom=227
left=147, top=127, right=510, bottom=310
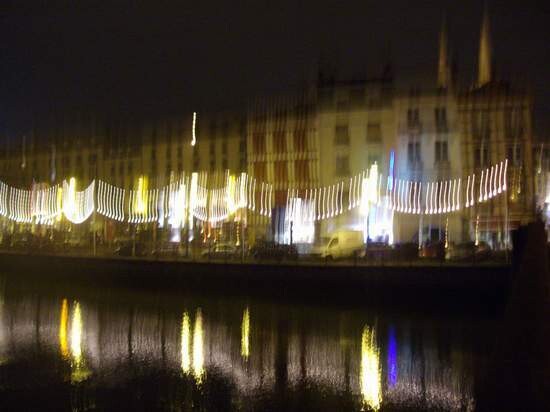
left=419, top=241, right=445, bottom=259
left=249, top=240, right=298, bottom=261
left=201, top=243, right=238, bottom=260
left=363, top=242, right=393, bottom=261
left=115, top=242, right=148, bottom=257
left=445, top=241, right=491, bottom=261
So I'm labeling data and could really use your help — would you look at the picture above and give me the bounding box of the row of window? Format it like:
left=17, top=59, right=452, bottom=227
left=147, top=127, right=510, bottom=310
left=334, top=123, right=383, bottom=146
left=253, top=130, right=309, bottom=154
left=253, top=160, right=311, bottom=182
left=406, top=108, right=448, bottom=131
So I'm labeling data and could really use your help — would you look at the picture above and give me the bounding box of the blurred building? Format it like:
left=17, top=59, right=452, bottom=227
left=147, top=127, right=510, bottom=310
left=0, top=7, right=536, bottom=249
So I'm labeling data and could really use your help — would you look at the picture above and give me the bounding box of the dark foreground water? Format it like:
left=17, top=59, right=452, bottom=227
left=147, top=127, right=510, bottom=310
left=0, top=272, right=501, bottom=412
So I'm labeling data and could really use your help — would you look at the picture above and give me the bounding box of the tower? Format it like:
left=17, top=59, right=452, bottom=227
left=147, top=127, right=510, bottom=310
left=437, top=16, right=451, bottom=89
left=478, top=3, right=492, bottom=87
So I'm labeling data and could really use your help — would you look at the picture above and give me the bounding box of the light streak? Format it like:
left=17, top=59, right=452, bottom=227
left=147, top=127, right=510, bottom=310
left=241, top=307, right=250, bottom=359
left=360, top=325, right=381, bottom=411
left=181, top=312, right=191, bottom=373
left=191, top=112, right=197, bottom=146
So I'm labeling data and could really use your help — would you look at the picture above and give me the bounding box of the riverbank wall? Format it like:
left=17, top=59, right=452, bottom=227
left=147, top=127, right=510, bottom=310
left=0, top=252, right=511, bottom=310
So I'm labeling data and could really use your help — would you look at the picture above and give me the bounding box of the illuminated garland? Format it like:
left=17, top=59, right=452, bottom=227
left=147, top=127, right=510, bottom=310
left=31, top=183, right=61, bottom=225
left=97, top=180, right=125, bottom=222
left=0, top=159, right=509, bottom=226
left=62, top=179, right=95, bottom=224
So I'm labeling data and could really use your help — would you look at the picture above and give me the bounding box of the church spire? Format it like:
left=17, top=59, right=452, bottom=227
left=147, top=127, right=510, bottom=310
left=478, top=2, right=492, bottom=87
left=437, top=15, right=450, bottom=89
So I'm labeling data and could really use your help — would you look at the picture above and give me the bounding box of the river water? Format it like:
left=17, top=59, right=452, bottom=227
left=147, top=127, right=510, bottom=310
left=0, top=271, right=500, bottom=411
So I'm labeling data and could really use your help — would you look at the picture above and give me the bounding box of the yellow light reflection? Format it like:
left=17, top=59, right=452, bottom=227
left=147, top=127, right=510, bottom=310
left=181, top=312, right=191, bottom=373
left=71, top=301, right=82, bottom=363
left=241, top=307, right=250, bottom=359
left=70, top=301, right=90, bottom=382
left=192, top=308, right=204, bottom=381
left=360, top=325, right=381, bottom=411
left=59, top=299, right=69, bottom=358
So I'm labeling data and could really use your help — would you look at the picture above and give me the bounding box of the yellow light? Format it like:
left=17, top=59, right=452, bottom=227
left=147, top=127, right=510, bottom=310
left=135, top=176, right=149, bottom=216
left=192, top=309, right=204, bottom=381
left=59, top=299, right=69, bottom=358
left=68, top=301, right=90, bottom=382
left=227, top=175, right=237, bottom=214
left=241, top=307, right=250, bottom=359
left=55, top=186, right=63, bottom=221
left=360, top=325, right=381, bottom=411
left=70, top=301, right=82, bottom=364
left=181, top=312, right=191, bottom=373
left=64, top=177, right=77, bottom=218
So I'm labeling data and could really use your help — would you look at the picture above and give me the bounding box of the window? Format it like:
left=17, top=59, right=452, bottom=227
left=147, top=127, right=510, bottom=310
left=473, top=110, right=490, bottom=141
left=474, top=145, right=490, bottom=167
left=366, top=123, right=382, bottom=143
left=434, top=141, right=448, bottom=162
left=407, top=142, right=421, bottom=164
left=151, top=149, right=156, bottom=161
left=507, top=145, right=522, bottom=166
left=253, top=133, right=266, bottom=154
left=506, top=108, right=524, bottom=139
left=335, top=125, right=350, bottom=145
left=294, top=159, right=309, bottom=182
left=407, top=108, right=420, bottom=128
left=293, top=130, right=307, bottom=151
left=177, top=146, right=183, bottom=159
left=239, top=139, right=246, bottom=154
left=335, top=155, right=350, bottom=177
left=193, top=148, right=199, bottom=170
left=253, top=162, right=267, bottom=181
left=273, top=131, right=286, bottom=153
left=274, top=161, right=287, bottom=182
left=222, top=158, right=228, bottom=170
left=221, top=140, right=227, bottom=155
left=329, top=238, right=339, bottom=248
left=435, top=107, right=448, bottom=132
left=209, top=141, right=216, bottom=155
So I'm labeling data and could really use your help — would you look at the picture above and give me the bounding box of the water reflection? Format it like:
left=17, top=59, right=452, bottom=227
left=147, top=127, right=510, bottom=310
left=59, top=299, right=69, bottom=358
left=241, top=307, right=250, bottom=360
left=0, top=281, right=489, bottom=411
left=181, top=311, right=191, bottom=373
left=360, top=325, right=381, bottom=411
left=192, top=308, right=204, bottom=382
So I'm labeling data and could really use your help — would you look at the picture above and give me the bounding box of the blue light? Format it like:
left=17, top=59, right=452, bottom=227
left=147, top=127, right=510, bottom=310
left=387, top=326, right=398, bottom=387
left=388, top=150, right=395, bottom=191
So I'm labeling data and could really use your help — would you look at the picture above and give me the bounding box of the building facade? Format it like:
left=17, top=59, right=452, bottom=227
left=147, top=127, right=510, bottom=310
left=0, top=8, right=537, bottom=251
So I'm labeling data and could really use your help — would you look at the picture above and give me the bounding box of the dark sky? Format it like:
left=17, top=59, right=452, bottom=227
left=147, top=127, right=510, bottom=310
left=1, top=0, right=549, bottom=135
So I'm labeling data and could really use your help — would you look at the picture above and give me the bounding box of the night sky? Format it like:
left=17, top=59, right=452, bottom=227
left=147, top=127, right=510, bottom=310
left=1, top=1, right=549, bottom=136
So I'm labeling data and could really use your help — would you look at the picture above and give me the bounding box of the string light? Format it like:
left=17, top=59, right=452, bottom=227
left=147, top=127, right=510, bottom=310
left=191, top=112, right=197, bottom=146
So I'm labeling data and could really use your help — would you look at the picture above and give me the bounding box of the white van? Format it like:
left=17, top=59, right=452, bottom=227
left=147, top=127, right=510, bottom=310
left=313, top=230, right=365, bottom=259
